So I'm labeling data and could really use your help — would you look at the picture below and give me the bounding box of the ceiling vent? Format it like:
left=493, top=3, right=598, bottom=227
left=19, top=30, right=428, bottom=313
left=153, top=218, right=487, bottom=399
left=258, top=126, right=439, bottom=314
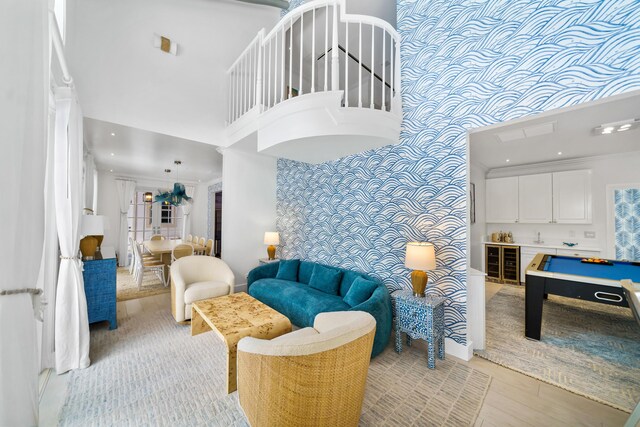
left=495, top=121, right=556, bottom=143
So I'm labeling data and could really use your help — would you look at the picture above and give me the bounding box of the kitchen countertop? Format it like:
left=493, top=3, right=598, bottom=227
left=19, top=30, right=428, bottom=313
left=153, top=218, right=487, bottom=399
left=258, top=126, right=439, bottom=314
left=483, top=241, right=601, bottom=252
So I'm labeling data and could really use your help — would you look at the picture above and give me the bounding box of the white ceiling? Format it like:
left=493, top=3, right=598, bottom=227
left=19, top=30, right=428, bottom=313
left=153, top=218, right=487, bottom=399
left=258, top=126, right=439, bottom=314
left=470, top=90, right=640, bottom=170
left=84, top=118, right=222, bottom=183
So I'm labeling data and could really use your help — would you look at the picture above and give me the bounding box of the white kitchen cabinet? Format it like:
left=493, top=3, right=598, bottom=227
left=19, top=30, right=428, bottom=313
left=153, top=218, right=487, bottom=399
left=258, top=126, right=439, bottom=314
left=520, top=247, right=556, bottom=283
left=518, top=173, right=553, bottom=223
left=552, top=170, right=592, bottom=224
left=486, top=177, right=519, bottom=223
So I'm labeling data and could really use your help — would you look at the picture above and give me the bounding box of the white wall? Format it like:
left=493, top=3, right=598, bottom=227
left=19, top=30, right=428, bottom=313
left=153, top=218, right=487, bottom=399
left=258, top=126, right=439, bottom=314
left=190, top=177, right=222, bottom=239
left=66, top=0, right=279, bottom=145
left=469, top=161, right=487, bottom=270
left=482, top=151, right=640, bottom=257
left=346, top=0, right=396, bottom=28
left=221, top=149, right=277, bottom=284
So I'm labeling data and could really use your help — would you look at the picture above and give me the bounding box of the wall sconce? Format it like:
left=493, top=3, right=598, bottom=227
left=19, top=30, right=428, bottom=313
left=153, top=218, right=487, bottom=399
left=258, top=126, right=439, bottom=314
left=144, top=192, right=153, bottom=203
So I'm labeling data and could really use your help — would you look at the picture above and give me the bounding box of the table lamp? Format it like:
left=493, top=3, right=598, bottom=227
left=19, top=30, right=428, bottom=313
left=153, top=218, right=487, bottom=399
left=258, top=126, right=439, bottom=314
left=80, top=215, right=105, bottom=260
left=264, top=232, right=280, bottom=260
left=405, top=242, right=436, bottom=297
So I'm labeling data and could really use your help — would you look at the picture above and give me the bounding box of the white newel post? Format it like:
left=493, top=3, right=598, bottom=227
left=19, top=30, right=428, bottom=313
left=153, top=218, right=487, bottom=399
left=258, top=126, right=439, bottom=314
left=116, top=179, right=136, bottom=266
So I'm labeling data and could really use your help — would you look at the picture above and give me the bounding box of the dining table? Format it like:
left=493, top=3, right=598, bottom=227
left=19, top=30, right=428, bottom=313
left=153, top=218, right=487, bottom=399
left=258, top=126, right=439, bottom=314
left=143, top=238, right=206, bottom=278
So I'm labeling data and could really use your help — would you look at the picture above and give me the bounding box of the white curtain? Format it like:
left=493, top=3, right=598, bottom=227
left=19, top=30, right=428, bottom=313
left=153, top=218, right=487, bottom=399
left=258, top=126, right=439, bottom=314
left=37, top=90, right=59, bottom=371
left=181, top=185, right=195, bottom=239
left=116, top=179, right=136, bottom=266
left=0, top=0, right=47, bottom=424
left=54, top=87, right=91, bottom=374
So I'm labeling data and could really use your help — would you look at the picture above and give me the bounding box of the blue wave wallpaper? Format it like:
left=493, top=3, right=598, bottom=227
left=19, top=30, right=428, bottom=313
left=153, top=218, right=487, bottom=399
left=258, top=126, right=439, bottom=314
left=614, top=188, right=640, bottom=261
left=277, top=0, right=640, bottom=345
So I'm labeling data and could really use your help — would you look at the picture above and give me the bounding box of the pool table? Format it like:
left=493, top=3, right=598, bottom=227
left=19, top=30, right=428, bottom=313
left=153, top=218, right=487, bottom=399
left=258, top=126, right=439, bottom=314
left=524, top=254, right=640, bottom=340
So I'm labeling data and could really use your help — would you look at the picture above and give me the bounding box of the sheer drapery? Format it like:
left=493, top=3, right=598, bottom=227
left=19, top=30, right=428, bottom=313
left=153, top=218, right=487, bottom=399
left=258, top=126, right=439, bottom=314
left=37, top=91, right=59, bottom=371
left=181, top=185, right=195, bottom=239
left=116, top=179, right=136, bottom=266
left=0, top=0, right=47, bottom=424
left=54, top=87, right=90, bottom=374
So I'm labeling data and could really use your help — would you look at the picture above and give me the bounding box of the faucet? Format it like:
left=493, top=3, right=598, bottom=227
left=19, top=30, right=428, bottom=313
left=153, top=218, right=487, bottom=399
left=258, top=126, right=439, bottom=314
left=533, top=232, right=544, bottom=244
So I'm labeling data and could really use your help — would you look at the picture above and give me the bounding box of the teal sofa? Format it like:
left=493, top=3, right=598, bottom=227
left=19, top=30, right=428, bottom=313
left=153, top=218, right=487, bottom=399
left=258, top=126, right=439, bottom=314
left=247, top=260, right=392, bottom=357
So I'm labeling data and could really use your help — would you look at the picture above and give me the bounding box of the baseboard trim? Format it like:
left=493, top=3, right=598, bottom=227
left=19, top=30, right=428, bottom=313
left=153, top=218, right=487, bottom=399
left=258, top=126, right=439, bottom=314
left=235, top=283, right=247, bottom=293
left=445, top=338, right=473, bottom=361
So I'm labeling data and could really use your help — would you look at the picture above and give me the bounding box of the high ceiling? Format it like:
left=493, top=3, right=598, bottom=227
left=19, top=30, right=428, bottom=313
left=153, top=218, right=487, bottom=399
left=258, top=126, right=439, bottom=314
left=84, top=118, right=222, bottom=183
left=470, top=90, right=640, bottom=170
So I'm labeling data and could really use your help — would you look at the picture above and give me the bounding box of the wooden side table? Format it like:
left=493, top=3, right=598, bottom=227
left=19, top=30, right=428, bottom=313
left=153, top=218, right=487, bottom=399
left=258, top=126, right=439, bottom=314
left=393, top=290, right=445, bottom=369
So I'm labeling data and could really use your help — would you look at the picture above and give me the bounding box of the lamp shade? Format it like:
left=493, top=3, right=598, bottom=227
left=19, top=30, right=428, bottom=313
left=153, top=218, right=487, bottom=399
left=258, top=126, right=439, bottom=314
left=405, top=242, right=436, bottom=271
left=80, top=215, right=105, bottom=237
left=264, top=232, right=280, bottom=245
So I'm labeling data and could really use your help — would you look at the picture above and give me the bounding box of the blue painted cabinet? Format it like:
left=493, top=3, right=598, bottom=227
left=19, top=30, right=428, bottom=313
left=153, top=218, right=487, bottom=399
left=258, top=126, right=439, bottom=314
left=82, top=256, right=117, bottom=330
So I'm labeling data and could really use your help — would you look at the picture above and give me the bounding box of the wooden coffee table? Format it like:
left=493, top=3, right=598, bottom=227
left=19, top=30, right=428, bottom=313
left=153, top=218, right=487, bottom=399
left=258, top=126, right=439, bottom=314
left=191, top=292, right=291, bottom=393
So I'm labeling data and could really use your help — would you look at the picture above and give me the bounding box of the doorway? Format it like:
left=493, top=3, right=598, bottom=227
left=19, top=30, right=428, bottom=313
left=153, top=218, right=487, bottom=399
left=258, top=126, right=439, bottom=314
left=214, top=191, right=222, bottom=258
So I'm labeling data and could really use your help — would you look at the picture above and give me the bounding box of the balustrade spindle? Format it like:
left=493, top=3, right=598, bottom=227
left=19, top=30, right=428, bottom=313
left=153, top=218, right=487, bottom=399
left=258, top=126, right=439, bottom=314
left=281, top=26, right=285, bottom=103
left=300, top=13, right=304, bottom=95
left=268, top=38, right=272, bottom=108
left=289, top=18, right=293, bottom=99
left=370, top=25, right=375, bottom=109
left=345, top=22, right=349, bottom=107
left=324, top=5, right=328, bottom=91
left=382, top=31, right=386, bottom=111
left=311, top=8, right=316, bottom=93
left=331, top=5, right=339, bottom=91
left=358, top=22, right=362, bottom=108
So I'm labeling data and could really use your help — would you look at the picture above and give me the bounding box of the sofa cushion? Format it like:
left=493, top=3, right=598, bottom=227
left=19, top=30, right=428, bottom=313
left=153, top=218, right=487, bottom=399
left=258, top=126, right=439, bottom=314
left=308, top=265, right=343, bottom=295
left=276, top=259, right=300, bottom=281
left=298, top=261, right=315, bottom=284
left=183, top=281, right=230, bottom=304
left=249, top=278, right=350, bottom=327
left=271, top=327, right=318, bottom=343
left=340, top=270, right=364, bottom=297
left=343, top=276, right=379, bottom=307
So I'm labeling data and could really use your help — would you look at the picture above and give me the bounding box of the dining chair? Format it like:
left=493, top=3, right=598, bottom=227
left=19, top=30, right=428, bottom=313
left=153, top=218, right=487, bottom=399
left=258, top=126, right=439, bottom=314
left=191, top=235, right=199, bottom=244
left=129, top=237, right=156, bottom=276
left=205, top=239, right=214, bottom=256
left=134, top=241, right=166, bottom=289
left=187, top=234, right=193, bottom=243
left=150, top=234, right=165, bottom=241
left=198, top=237, right=206, bottom=247
left=172, top=243, right=194, bottom=262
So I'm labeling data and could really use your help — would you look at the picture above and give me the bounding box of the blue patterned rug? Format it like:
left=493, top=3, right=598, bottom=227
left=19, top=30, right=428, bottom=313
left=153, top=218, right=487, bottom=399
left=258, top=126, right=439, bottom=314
left=476, top=284, right=640, bottom=412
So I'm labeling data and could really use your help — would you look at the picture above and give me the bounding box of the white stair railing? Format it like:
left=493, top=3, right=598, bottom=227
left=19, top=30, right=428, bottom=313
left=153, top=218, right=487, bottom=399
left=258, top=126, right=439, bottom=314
left=226, top=0, right=401, bottom=126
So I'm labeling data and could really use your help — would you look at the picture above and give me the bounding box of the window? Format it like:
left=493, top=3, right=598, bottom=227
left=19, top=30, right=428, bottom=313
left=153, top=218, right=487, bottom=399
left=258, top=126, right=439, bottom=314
left=128, top=191, right=183, bottom=242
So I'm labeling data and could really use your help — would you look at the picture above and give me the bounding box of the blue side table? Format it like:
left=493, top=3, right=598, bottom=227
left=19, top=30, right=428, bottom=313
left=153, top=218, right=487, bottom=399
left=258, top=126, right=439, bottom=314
left=393, top=290, right=445, bottom=369
left=82, top=249, right=117, bottom=330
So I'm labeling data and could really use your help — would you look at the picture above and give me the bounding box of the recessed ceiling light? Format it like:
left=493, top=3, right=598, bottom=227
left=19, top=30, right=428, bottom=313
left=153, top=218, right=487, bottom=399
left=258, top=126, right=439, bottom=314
left=506, top=159, right=510, bottom=163
left=110, top=152, right=115, bottom=156
left=110, top=132, right=115, bottom=136
left=620, top=123, right=632, bottom=129
left=109, top=169, right=113, bottom=172
left=618, top=127, right=629, bottom=132
left=557, top=151, right=562, bottom=155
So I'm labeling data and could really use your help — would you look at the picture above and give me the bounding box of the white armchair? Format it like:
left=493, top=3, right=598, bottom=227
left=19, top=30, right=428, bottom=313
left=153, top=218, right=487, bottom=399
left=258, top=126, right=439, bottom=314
left=170, top=255, right=235, bottom=322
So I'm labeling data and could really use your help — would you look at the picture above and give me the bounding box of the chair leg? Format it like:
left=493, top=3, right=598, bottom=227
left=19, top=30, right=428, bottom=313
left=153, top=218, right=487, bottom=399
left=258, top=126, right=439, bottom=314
left=136, top=266, right=143, bottom=290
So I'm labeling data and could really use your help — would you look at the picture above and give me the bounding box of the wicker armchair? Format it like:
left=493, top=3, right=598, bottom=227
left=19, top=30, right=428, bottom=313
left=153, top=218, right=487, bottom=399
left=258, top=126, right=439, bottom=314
left=237, top=311, right=376, bottom=427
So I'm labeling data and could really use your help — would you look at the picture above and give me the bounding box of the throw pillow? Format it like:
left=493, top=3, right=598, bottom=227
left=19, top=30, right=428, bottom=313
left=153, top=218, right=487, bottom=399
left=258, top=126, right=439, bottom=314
left=343, top=276, right=378, bottom=307
left=308, top=264, right=343, bottom=295
left=276, top=259, right=300, bottom=281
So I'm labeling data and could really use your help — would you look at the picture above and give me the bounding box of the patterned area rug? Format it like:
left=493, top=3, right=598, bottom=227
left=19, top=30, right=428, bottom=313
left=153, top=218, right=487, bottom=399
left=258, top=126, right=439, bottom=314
left=59, top=303, right=491, bottom=426
left=476, top=285, right=640, bottom=412
left=116, top=267, right=169, bottom=302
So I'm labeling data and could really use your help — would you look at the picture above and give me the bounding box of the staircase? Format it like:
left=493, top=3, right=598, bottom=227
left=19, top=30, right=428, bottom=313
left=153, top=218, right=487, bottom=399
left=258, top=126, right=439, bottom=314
left=225, top=0, right=402, bottom=164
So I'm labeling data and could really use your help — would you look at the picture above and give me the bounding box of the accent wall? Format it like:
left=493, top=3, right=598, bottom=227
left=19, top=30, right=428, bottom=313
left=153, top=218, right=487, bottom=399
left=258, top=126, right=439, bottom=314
left=277, top=0, right=640, bottom=345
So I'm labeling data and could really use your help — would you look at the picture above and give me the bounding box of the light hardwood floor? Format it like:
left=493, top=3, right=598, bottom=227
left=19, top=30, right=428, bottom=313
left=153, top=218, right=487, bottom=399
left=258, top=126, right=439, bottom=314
left=39, top=288, right=630, bottom=426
